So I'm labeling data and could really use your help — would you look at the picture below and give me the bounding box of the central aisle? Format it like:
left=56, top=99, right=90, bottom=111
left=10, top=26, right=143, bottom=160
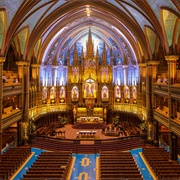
left=69, top=154, right=99, bottom=180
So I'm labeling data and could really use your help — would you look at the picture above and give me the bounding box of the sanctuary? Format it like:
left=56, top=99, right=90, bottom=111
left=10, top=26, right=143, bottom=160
left=40, top=28, right=139, bottom=123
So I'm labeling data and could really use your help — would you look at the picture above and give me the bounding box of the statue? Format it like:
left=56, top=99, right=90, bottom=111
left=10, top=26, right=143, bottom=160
left=42, top=88, right=47, bottom=102
left=72, top=89, right=77, bottom=99
left=50, top=88, right=55, bottom=100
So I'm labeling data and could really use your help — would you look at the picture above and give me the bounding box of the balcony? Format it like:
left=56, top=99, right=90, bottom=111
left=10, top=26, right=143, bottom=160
left=153, top=83, right=168, bottom=97
left=154, top=109, right=180, bottom=137
left=113, top=103, right=146, bottom=120
left=153, top=83, right=180, bottom=99
left=171, top=84, right=180, bottom=100
left=29, top=103, right=68, bottom=120
left=2, top=109, right=22, bottom=130
left=3, top=83, right=22, bottom=97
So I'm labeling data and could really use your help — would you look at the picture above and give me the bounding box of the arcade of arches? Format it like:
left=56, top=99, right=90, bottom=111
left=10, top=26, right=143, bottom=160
left=0, top=0, right=180, bottom=161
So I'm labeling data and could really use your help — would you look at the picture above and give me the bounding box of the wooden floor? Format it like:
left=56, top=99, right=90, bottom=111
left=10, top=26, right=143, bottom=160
left=51, top=124, right=121, bottom=143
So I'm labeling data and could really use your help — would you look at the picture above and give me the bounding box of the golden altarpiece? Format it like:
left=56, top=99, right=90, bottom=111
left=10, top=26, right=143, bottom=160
left=67, top=29, right=113, bottom=123
left=40, top=28, right=139, bottom=123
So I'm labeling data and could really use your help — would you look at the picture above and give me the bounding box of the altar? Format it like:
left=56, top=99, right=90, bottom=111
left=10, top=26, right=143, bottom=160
left=77, top=116, right=103, bottom=123
left=76, top=130, right=97, bottom=139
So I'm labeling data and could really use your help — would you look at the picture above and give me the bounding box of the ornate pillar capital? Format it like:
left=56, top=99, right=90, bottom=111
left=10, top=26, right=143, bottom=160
left=0, top=57, right=5, bottom=63
left=165, top=55, right=179, bottom=62
left=52, top=65, right=58, bottom=69
left=138, top=63, right=146, bottom=67
left=31, top=64, right=41, bottom=68
left=147, top=61, right=159, bottom=66
left=122, top=65, right=128, bottom=68
left=16, top=61, right=30, bottom=66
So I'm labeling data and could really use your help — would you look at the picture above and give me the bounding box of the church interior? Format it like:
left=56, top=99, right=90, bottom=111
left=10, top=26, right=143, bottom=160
left=0, top=0, right=180, bottom=179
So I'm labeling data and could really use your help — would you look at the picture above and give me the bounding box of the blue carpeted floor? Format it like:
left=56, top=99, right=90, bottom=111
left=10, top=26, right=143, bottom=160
left=130, top=148, right=153, bottom=180
left=70, top=154, right=99, bottom=180
left=2, top=146, right=180, bottom=180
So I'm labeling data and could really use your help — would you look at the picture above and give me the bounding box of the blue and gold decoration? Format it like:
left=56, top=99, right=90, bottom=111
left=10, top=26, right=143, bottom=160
left=70, top=154, right=99, bottom=180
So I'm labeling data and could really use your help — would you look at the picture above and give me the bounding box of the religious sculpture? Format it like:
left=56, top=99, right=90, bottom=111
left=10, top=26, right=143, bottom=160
left=42, top=87, right=47, bottom=103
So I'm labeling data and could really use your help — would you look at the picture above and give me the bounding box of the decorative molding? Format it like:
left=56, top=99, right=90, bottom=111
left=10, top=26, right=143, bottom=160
left=138, top=63, right=146, bottom=67
left=147, top=61, right=159, bottom=66
left=165, top=55, right=179, bottom=61
left=16, top=61, right=30, bottom=66
left=31, top=64, right=41, bottom=68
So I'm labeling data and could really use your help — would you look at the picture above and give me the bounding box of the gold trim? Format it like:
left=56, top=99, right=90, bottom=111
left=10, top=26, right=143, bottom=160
left=147, top=61, right=159, bottom=66
left=139, top=63, right=146, bottom=67
left=67, top=156, right=76, bottom=180
left=16, top=61, right=30, bottom=66
left=96, top=157, right=100, bottom=180
left=165, top=55, right=179, bottom=61
left=139, top=152, right=157, bottom=180
left=31, top=64, right=41, bottom=68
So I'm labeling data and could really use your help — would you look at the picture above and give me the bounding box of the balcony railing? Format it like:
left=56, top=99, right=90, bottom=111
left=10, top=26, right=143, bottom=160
left=154, top=110, right=180, bottom=137
left=2, top=109, right=22, bottom=130
left=113, top=103, right=146, bottom=120
left=3, top=83, right=22, bottom=97
left=154, top=83, right=180, bottom=100
left=29, top=103, right=68, bottom=120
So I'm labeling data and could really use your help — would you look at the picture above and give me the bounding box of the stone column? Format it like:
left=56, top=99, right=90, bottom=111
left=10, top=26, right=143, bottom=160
left=123, top=65, right=128, bottom=86
left=165, top=55, right=179, bottom=161
left=16, top=61, right=30, bottom=145
left=146, top=61, right=153, bottom=143
left=153, top=120, right=159, bottom=147
left=23, top=61, right=30, bottom=144
left=137, top=63, right=146, bottom=106
left=16, top=61, right=25, bottom=145
left=169, top=132, right=178, bottom=161
left=0, top=57, right=5, bottom=162
left=149, top=61, right=159, bottom=145
left=52, top=65, right=57, bottom=86
left=32, top=64, right=41, bottom=106
left=31, top=64, right=37, bottom=82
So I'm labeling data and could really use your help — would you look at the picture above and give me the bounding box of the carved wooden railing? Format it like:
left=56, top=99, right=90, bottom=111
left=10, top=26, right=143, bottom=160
left=29, top=103, right=68, bottom=120
left=113, top=103, right=147, bottom=120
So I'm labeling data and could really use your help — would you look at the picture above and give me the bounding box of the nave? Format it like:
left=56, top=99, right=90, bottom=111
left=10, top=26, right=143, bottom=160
left=1, top=142, right=180, bottom=180
left=3, top=147, right=153, bottom=180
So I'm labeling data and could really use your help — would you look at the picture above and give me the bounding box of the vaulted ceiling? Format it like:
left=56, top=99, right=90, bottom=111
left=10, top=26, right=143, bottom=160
left=0, top=0, right=179, bottom=64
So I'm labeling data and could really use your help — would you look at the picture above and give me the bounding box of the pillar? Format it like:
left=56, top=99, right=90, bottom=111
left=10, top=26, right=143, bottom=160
left=32, top=64, right=41, bottom=106
left=169, top=132, right=178, bottom=161
left=146, top=61, right=153, bottom=143
left=153, top=120, right=159, bottom=147
left=165, top=55, right=179, bottom=161
left=0, top=57, right=5, bottom=161
left=149, top=61, right=159, bottom=145
left=52, top=65, right=57, bottom=86
left=123, top=65, right=128, bottom=86
left=16, top=61, right=30, bottom=145
left=137, top=63, right=146, bottom=106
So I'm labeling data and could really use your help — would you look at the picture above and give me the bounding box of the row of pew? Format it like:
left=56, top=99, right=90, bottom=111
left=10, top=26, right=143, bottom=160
left=21, top=151, right=72, bottom=180
left=142, top=147, right=180, bottom=179
left=99, top=151, right=143, bottom=180
left=2, top=131, right=16, bottom=149
left=31, top=136, right=145, bottom=153
left=37, top=125, right=54, bottom=136
left=0, top=147, right=31, bottom=180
